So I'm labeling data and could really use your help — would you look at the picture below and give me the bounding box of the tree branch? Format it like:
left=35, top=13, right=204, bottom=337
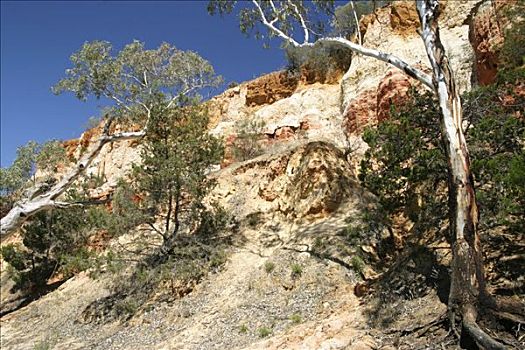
left=252, top=0, right=301, bottom=46
left=311, top=37, right=434, bottom=90
left=252, top=1, right=433, bottom=90
left=287, top=0, right=309, bottom=43
left=1, top=120, right=145, bottom=237
left=349, top=0, right=362, bottom=45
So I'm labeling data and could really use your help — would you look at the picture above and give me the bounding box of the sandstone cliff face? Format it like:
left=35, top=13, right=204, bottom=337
left=470, top=0, right=512, bottom=85
left=1, top=2, right=509, bottom=349
left=64, top=1, right=500, bottom=194
left=341, top=0, right=483, bottom=133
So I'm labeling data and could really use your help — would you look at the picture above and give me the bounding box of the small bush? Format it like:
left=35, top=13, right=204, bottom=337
left=115, top=298, right=140, bottom=318
left=227, top=81, right=239, bottom=89
left=239, top=324, right=248, bottom=334
left=289, top=313, right=302, bottom=324
left=264, top=261, right=275, bottom=274
left=291, top=263, right=303, bottom=277
left=351, top=255, right=366, bottom=275
left=231, top=118, right=266, bottom=162
left=258, top=326, right=272, bottom=338
left=33, top=339, right=52, bottom=350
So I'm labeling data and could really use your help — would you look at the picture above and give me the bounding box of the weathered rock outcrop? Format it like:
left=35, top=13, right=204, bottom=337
left=341, top=0, right=481, bottom=133
left=245, top=71, right=299, bottom=107
left=211, top=141, right=365, bottom=223
left=470, top=0, right=516, bottom=85
left=208, top=79, right=347, bottom=168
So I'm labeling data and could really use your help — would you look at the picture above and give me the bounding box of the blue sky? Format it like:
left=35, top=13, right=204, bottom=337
left=1, top=0, right=287, bottom=167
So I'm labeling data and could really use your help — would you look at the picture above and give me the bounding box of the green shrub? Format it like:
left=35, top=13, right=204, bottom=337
left=291, top=263, right=303, bottom=277
left=239, top=324, right=249, bottom=334
left=351, top=255, right=365, bottom=275
left=264, top=261, right=275, bottom=274
left=258, top=326, right=272, bottom=338
left=33, top=339, right=52, bottom=350
left=115, top=298, right=140, bottom=318
left=289, top=313, right=302, bottom=324
left=231, top=117, right=266, bottom=162
left=1, top=205, right=104, bottom=292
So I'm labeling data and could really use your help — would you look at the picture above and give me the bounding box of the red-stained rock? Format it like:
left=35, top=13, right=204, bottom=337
left=343, top=89, right=377, bottom=134
left=470, top=1, right=505, bottom=85
left=343, top=69, right=413, bottom=133
left=273, top=126, right=296, bottom=141
left=245, top=71, right=298, bottom=107
left=376, top=69, right=412, bottom=121
left=220, top=134, right=238, bottom=168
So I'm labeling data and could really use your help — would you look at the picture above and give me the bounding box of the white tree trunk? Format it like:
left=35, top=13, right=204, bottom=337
left=417, top=1, right=504, bottom=348
left=1, top=123, right=145, bottom=237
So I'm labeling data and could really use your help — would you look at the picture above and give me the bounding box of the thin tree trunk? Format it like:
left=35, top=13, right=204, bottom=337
left=160, top=187, right=181, bottom=255
left=349, top=0, right=362, bottom=45
left=417, top=1, right=503, bottom=348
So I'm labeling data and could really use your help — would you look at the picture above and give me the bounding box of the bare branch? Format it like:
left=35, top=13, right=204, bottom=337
left=54, top=197, right=112, bottom=208
left=251, top=1, right=433, bottom=90
left=287, top=0, right=309, bottom=43
left=349, top=0, right=362, bottom=45
left=307, top=37, right=434, bottom=90
left=252, top=0, right=301, bottom=46
left=123, top=73, right=146, bottom=87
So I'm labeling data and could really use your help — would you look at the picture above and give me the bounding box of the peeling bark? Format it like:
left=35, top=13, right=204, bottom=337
left=417, top=1, right=504, bottom=348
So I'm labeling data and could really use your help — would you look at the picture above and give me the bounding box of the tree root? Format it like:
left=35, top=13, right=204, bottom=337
left=463, top=319, right=507, bottom=350
left=386, top=313, right=447, bottom=337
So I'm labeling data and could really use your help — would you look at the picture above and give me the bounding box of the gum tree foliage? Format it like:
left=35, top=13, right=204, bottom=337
left=1, top=140, right=66, bottom=217
left=0, top=141, right=66, bottom=196
left=360, top=72, right=525, bottom=242
left=209, top=1, right=523, bottom=347
left=1, top=41, right=221, bottom=236
left=120, top=101, right=224, bottom=254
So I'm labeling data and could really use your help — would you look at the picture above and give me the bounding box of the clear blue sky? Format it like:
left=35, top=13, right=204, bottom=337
left=1, top=0, right=286, bottom=167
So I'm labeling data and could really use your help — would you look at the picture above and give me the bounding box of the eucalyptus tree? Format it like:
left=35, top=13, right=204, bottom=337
left=1, top=41, right=221, bottom=237
left=1, top=140, right=66, bottom=214
left=209, top=0, right=519, bottom=347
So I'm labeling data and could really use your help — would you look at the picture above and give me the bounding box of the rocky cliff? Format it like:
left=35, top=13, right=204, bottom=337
left=0, top=1, right=514, bottom=349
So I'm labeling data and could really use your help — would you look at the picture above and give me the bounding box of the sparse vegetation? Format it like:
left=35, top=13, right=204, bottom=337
left=264, top=261, right=275, bottom=274
left=290, top=263, right=302, bottom=278
left=231, top=117, right=266, bottom=162
left=257, top=326, right=272, bottom=338
left=289, top=313, right=302, bottom=324
left=239, top=324, right=248, bottom=334
left=351, top=255, right=365, bottom=275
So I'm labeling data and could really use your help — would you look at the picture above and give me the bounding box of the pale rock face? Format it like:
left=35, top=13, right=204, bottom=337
left=210, top=82, right=344, bottom=144
left=210, top=141, right=364, bottom=223
left=2, top=2, right=510, bottom=349
left=341, top=0, right=482, bottom=133
left=50, top=0, right=498, bottom=229
left=255, top=84, right=345, bottom=147
left=59, top=126, right=142, bottom=199
left=84, top=139, right=142, bottom=196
